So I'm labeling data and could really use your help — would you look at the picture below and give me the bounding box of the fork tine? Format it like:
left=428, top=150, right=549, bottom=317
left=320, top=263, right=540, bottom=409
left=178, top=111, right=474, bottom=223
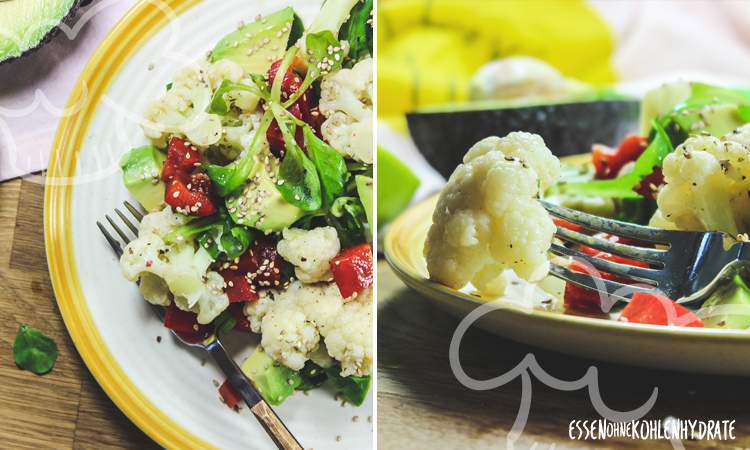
left=540, top=200, right=674, bottom=244
left=97, top=221, right=124, bottom=257
left=106, top=214, right=131, bottom=243
left=550, top=243, right=661, bottom=285
left=123, top=201, right=144, bottom=222
left=554, top=226, right=666, bottom=264
left=116, top=208, right=140, bottom=235
left=549, top=263, right=657, bottom=301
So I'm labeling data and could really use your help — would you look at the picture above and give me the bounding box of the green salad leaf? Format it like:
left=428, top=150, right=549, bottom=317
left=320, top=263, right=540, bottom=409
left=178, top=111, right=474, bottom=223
left=277, top=144, right=323, bottom=211
left=214, top=310, right=237, bottom=334
left=13, top=324, right=58, bottom=375
left=305, top=30, right=345, bottom=78
left=558, top=120, right=673, bottom=199
left=206, top=110, right=274, bottom=197
left=325, top=365, right=371, bottom=406
left=339, top=0, right=373, bottom=65
left=296, top=361, right=328, bottom=391
left=305, top=126, right=348, bottom=208
left=167, top=207, right=254, bottom=260
left=207, top=80, right=263, bottom=115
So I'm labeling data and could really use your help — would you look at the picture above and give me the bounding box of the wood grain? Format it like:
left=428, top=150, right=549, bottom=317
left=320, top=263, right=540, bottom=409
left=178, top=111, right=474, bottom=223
left=377, top=260, right=750, bottom=449
left=250, top=400, right=303, bottom=450
left=0, top=178, right=158, bottom=450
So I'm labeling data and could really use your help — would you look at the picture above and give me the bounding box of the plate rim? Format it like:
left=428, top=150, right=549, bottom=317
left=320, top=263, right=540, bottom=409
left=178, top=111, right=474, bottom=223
left=384, top=192, right=750, bottom=341
left=43, top=0, right=216, bottom=448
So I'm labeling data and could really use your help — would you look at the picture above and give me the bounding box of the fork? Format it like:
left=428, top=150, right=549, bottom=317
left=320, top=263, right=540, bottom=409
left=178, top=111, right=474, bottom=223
left=540, top=200, right=750, bottom=306
left=97, top=201, right=302, bottom=450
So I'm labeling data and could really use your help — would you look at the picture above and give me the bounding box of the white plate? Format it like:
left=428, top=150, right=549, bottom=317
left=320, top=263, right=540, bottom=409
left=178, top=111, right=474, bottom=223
left=45, top=1, right=372, bottom=448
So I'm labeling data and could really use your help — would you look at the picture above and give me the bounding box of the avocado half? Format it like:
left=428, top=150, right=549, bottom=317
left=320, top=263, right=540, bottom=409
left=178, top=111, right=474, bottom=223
left=0, top=0, right=87, bottom=64
left=406, top=100, right=640, bottom=179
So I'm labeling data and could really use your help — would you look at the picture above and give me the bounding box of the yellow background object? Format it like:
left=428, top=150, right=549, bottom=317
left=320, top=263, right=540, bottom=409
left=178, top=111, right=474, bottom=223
left=378, top=0, right=617, bottom=124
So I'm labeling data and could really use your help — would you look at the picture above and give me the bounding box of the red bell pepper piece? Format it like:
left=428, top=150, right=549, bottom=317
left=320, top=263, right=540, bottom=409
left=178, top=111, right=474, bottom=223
left=330, top=243, right=373, bottom=299
left=220, top=236, right=285, bottom=295
left=237, top=236, right=285, bottom=288
left=266, top=59, right=313, bottom=158
left=592, top=135, right=648, bottom=179
left=553, top=218, right=585, bottom=233
left=161, top=136, right=217, bottom=216
left=564, top=234, right=650, bottom=312
left=218, top=379, right=242, bottom=409
left=165, top=175, right=218, bottom=216
left=620, top=292, right=704, bottom=327
left=161, top=136, right=201, bottom=182
left=163, top=302, right=210, bottom=342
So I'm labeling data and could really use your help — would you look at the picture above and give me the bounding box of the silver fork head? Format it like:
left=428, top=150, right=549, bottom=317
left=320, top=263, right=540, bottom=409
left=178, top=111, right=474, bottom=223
left=96, top=201, right=215, bottom=349
left=540, top=200, right=738, bottom=306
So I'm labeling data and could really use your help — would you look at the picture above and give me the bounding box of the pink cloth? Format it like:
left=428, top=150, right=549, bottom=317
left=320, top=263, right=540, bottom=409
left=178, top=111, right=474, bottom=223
left=0, top=0, right=136, bottom=181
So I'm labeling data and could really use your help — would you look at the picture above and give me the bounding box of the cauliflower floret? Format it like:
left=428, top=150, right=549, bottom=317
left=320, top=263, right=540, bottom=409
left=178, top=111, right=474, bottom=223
left=255, top=281, right=343, bottom=370
left=142, top=62, right=223, bottom=148
left=173, top=272, right=230, bottom=324
left=424, top=134, right=560, bottom=295
left=260, top=307, right=320, bottom=371
left=243, top=292, right=274, bottom=334
left=120, top=209, right=229, bottom=323
left=319, top=58, right=373, bottom=163
left=244, top=280, right=371, bottom=375
left=277, top=227, right=341, bottom=283
left=656, top=131, right=750, bottom=237
left=324, top=288, right=372, bottom=376
left=463, top=133, right=560, bottom=190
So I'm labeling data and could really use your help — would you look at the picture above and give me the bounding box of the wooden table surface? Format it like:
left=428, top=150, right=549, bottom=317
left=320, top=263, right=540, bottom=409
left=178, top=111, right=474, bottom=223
left=0, top=178, right=157, bottom=449
left=377, top=260, right=750, bottom=450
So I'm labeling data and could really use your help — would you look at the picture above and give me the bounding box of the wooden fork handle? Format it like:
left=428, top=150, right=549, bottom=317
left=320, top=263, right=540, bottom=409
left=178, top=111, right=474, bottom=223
left=251, top=400, right=303, bottom=450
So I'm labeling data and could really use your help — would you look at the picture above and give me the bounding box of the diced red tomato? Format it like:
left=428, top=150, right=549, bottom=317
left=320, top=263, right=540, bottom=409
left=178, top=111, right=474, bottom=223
left=330, top=243, right=373, bottom=299
left=228, top=302, right=252, bottom=332
left=219, top=269, right=259, bottom=302
left=553, top=218, right=585, bottom=233
left=633, top=168, right=665, bottom=200
left=592, top=135, right=648, bottom=179
left=162, top=136, right=201, bottom=182
left=165, top=176, right=217, bottom=216
left=164, top=302, right=210, bottom=342
left=218, top=379, right=242, bottom=409
left=620, top=292, right=704, bottom=327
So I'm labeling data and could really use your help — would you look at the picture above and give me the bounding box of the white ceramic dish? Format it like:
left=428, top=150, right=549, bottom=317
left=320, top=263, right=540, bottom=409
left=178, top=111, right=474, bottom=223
left=45, top=1, right=372, bottom=448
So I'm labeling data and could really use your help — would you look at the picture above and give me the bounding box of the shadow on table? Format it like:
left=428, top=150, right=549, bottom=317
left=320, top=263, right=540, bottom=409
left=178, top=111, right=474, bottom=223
left=378, top=281, right=750, bottom=440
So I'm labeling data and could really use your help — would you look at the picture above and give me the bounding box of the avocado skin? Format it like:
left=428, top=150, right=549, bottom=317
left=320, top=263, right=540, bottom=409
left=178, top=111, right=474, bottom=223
left=407, top=100, right=640, bottom=179
left=0, top=0, right=92, bottom=65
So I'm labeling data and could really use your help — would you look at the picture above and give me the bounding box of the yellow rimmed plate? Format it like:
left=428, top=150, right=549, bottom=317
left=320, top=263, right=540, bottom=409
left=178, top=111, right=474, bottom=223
left=385, top=193, right=750, bottom=376
left=44, top=1, right=372, bottom=448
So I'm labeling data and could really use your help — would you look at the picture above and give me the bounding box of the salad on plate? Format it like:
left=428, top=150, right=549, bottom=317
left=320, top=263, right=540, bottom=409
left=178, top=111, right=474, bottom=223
left=424, top=81, right=750, bottom=331
left=117, top=0, right=373, bottom=408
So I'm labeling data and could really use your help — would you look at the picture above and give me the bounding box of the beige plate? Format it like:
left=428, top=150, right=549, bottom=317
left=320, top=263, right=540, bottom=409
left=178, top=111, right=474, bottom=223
left=384, top=191, right=750, bottom=376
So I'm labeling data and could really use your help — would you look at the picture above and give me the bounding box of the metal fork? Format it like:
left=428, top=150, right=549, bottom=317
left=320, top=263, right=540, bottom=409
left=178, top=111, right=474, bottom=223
left=97, top=202, right=302, bottom=450
left=540, top=200, right=750, bottom=306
